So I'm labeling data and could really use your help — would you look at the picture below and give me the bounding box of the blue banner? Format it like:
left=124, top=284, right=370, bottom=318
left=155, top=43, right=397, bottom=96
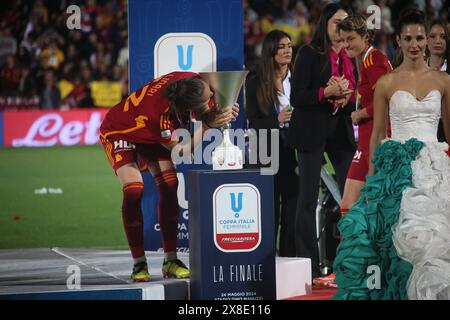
left=189, top=169, right=276, bottom=300
left=128, top=0, right=244, bottom=251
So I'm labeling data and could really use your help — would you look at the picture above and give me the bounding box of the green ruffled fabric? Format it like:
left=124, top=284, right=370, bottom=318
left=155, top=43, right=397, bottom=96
left=333, top=138, right=424, bottom=300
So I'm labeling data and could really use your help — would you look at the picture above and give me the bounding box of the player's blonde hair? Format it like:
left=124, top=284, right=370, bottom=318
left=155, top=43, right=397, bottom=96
left=337, top=14, right=375, bottom=45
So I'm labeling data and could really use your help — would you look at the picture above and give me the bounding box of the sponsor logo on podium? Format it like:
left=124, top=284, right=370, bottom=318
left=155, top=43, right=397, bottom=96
left=213, top=184, right=261, bottom=252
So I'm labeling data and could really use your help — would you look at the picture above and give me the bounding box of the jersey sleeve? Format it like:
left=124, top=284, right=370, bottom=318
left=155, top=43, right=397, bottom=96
left=159, top=107, right=177, bottom=142
left=362, top=50, right=392, bottom=116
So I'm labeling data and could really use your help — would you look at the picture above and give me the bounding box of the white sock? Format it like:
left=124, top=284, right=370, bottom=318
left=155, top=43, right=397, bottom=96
left=164, top=251, right=177, bottom=261
left=133, top=256, right=146, bottom=265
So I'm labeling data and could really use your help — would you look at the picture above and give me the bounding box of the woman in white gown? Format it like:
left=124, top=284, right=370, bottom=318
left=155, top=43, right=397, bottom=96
left=333, top=9, right=450, bottom=300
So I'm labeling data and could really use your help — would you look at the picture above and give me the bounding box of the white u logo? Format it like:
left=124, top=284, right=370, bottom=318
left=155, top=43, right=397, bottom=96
left=230, top=192, right=243, bottom=218
left=177, top=45, right=194, bottom=70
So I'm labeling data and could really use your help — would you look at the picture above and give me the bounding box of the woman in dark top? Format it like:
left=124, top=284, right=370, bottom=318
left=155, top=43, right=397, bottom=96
left=286, top=3, right=357, bottom=277
left=245, top=29, right=298, bottom=257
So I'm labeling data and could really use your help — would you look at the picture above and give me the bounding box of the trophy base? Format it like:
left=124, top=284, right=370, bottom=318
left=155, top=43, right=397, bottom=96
left=212, top=145, right=243, bottom=170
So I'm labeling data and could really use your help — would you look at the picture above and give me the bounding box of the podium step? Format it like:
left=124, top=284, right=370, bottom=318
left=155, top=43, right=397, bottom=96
left=0, top=248, right=188, bottom=300
left=276, top=257, right=312, bottom=300
left=0, top=248, right=311, bottom=300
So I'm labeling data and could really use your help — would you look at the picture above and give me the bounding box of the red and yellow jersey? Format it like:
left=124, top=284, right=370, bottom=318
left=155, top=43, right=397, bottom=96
left=357, top=48, right=392, bottom=154
left=99, top=71, right=199, bottom=144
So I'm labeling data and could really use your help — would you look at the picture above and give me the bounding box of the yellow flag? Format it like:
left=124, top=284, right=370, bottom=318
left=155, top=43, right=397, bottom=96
left=91, top=81, right=122, bottom=107
left=58, top=79, right=74, bottom=99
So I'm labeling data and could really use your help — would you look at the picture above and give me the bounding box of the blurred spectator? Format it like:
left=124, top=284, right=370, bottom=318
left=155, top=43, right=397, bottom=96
left=32, top=0, right=49, bottom=26
left=0, top=0, right=128, bottom=110
left=117, top=39, right=128, bottom=68
left=244, top=0, right=265, bottom=69
left=354, top=0, right=375, bottom=14
left=96, top=2, right=115, bottom=42
left=426, top=18, right=449, bottom=142
left=18, top=65, right=35, bottom=97
left=374, top=32, right=395, bottom=61
left=374, top=0, right=395, bottom=34
left=81, top=64, right=93, bottom=84
left=0, top=28, right=18, bottom=67
left=87, top=0, right=102, bottom=17
left=426, top=18, right=450, bottom=72
left=0, top=55, right=20, bottom=95
left=293, top=2, right=312, bottom=46
left=19, top=32, right=40, bottom=68
left=64, top=75, right=94, bottom=109
left=39, top=40, right=64, bottom=70
left=80, top=5, right=93, bottom=33
left=40, top=69, right=60, bottom=109
left=90, top=42, right=111, bottom=70
left=443, top=0, right=450, bottom=21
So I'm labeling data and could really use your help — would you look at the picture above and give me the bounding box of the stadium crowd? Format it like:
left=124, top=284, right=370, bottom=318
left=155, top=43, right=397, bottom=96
left=0, top=0, right=449, bottom=111
left=244, top=0, right=450, bottom=69
left=0, top=0, right=128, bottom=110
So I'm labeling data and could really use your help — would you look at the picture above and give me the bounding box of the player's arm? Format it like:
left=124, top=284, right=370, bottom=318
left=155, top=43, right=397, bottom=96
left=368, top=74, right=390, bottom=176
left=441, top=72, right=450, bottom=144
left=161, top=103, right=239, bottom=154
left=356, top=54, right=391, bottom=122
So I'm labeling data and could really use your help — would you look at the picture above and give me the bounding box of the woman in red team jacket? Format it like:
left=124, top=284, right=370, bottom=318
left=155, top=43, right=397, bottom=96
left=313, top=13, right=393, bottom=288
left=338, top=14, right=393, bottom=217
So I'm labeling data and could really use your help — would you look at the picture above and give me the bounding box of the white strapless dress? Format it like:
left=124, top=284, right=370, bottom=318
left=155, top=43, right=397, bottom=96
left=389, top=90, right=450, bottom=300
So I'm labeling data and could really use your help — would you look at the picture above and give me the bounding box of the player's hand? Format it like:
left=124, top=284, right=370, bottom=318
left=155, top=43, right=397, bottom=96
left=230, top=102, right=239, bottom=122
left=351, top=110, right=361, bottom=124
left=205, top=105, right=235, bottom=128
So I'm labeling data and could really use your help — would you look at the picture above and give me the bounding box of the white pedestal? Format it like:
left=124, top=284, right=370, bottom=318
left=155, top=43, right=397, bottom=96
left=276, top=257, right=312, bottom=300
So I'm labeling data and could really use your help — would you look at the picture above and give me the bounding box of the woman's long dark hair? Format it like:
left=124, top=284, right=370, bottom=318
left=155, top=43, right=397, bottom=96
left=309, top=2, right=349, bottom=55
left=392, top=9, right=427, bottom=68
left=255, top=29, right=292, bottom=115
left=426, top=19, right=450, bottom=73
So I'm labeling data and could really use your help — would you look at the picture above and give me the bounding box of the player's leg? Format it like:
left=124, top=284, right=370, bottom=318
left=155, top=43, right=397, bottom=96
left=313, top=153, right=367, bottom=288
left=136, top=143, right=190, bottom=279
left=340, top=178, right=365, bottom=216
left=313, top=178, right=364, bottom=288
left=146, top=159, right=190, bottom=279
left=100, top=137, right=149, bottom=282
left=115, top=163, right=150, bottom=282
left=341, top=151, right=369, bottom=216
left=116, top=163, right=145, bottom=259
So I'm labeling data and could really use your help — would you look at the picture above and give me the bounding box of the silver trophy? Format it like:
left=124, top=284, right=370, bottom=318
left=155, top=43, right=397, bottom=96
left=199, top=71, right=248, bottom=170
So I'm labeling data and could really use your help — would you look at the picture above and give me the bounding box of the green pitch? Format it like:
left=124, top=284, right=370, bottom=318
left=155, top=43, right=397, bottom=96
left=0, top=145, right=128, bottom=249
left=0, top=145, right=337, bottom=249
